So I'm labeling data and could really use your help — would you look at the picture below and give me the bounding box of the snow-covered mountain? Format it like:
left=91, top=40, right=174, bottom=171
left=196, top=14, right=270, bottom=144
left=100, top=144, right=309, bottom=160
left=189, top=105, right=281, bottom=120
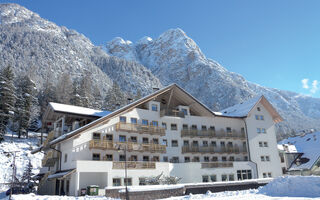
left=0, top=3, right=162, bottom=96
left=1, top=3, right=320, bottom=137
left=106, top=28, right=320, bottom=137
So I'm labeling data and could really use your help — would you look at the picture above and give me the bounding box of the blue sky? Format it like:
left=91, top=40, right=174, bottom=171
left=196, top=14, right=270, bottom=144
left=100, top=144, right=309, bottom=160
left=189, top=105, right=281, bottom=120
left=2, top=0, right=320, bottom=97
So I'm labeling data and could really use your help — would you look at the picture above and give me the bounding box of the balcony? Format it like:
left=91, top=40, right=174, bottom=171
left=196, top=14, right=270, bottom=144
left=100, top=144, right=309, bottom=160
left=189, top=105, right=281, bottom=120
left=112, top=161, right=156, bottom=169
left=181, top=145, right=247, bottom=154
left=115, top=122, right=165, bottom=136
left=201, top=162, right=234, bottom=168
left=160, top=109, right=185, bottom=118
left=42, top=151, right=59, bottom=167
left=181, top=129, right=246, bottom=139
left=89, top=140, right=166, bottom=153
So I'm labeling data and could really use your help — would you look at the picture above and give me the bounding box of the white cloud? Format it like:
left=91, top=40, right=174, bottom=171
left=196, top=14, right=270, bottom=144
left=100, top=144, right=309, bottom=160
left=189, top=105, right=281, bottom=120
left=301, top=78, right=309, bottom=89
left=310, top=80, right=319, bottom=94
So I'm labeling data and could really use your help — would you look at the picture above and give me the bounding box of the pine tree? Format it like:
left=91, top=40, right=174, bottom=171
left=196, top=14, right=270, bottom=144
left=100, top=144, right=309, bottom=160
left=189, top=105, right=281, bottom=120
left=14, top=75, right=36, bottom=138
left=78, top=75, right=94, bottom=108
left=134, top=89, right=142, bottom=101
left=55, top=73, right=73, bottom=104
left=0, top=65, right=16, bottom=141
left=21, top=158, right=34, bottom=192
left=38, top=77, right=57, bottom=118
left=103, top=83, right=126, bottom=111
left=70, top=80, right=83, bottom=107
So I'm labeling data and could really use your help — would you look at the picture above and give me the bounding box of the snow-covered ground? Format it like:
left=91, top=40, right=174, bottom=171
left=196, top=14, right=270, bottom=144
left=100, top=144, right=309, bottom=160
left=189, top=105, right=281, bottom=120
left=0, top=132, right=43, bottom=193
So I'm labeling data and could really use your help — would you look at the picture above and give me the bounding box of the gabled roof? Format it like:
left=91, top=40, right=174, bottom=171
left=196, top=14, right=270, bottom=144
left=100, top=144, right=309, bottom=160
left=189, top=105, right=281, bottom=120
left=49, top=102, right=111, bottom=117
left=33, top=83, right=216, bottom=152
left=279, top=132, right=320, bottom=171
left=217, top=95, right=283, bottom=123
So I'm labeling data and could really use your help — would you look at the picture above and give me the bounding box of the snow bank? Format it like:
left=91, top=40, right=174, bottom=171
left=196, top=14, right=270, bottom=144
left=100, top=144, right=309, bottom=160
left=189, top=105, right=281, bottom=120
left=117, top=184, right=184, bottom=193
left=258, top=176, right=320, bottom=197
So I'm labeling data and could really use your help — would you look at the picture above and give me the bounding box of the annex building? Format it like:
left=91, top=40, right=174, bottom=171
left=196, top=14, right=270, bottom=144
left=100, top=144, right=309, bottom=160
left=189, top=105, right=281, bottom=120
left=32, top=83, right=283, bottom=196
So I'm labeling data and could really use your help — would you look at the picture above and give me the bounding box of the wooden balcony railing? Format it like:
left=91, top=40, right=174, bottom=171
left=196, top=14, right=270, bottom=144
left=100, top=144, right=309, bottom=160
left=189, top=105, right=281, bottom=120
left=201, top=162, right=234, bottom=168
left=115, top=122, right=165, bottom=136
left=42, top=151, right=59, bottom=167
left=181, top=129, right=246, bottom=139
left=89, top=140, right=166, bottom=153
left=112, top=161, right=156, bottom=169
left=181, top=145, right=247, bottom=154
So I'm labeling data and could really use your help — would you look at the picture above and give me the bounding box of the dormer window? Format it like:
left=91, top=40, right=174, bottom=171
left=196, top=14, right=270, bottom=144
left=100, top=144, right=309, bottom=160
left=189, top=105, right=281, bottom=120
left=120, top=116, right=126, bottom=123
left=257, top=107, right=261, bottom=111
left=151, top=104, right=158, bottom=111
left=181, top=108, right=188, bottom=115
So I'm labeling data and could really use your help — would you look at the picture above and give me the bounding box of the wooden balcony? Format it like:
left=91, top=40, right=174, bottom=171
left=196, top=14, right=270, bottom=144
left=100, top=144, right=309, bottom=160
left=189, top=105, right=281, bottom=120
left=201, top=162, right=233, bottom=168
left=181, top=129, right=246, bottom=139
left=115, top=122, right=165, bottom=136
left=181, top=145, right=247, bottom=154
left=89, top=140, right=166, bottom=153
left=112, top=161, right=156, bottom=169
left=42, top=151, right=59, bottom=167
left=160, top=109, right=185, bottom=118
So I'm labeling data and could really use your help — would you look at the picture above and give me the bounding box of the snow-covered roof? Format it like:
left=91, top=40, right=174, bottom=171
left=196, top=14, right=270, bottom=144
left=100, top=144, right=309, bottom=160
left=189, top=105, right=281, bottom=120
left=279, top=132, right=320, bottom=171
left=219, top=96, right=262, bottom=117
left=277, top=144, right=298, bottom=153
left=49, top=102, right=110, bottom=117
left=48, top=169, right=75, bottom=180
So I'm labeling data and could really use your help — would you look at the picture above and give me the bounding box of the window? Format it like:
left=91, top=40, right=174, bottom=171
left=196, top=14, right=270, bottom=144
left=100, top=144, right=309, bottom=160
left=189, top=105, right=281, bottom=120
left=193, top=157, right=200, bottom=162
left=162, top=139, right=168, bottom=146
left=105, top=134, right=113, bottom=141
left=268, top=173, right=272, bottom=178
left=64, top=154, right=67, bottom=163
left=201, top=125, right=207, bottom=131
left=182, top=124, right=188, bottom=130
left=221, top=174, right=228, bottom=181
left=262, top=128, right=266, bottom=133
left=192, top=141, right=199, bottom=146
left=162, top=122, right=167, bottom=130
left=184, top=157, right=190, bottom=163
left=259, top=142, right=263, bottom=147
left=142, top=137, right=149, bottom=144
left=257, top=107, right=261, bottom=111
left=260, top=115, right=264, bottom=120
left=119, top=135, right=126, bottom=142
left=211, top=156, right=218, bottom=162
left=92, top=153, right=100, bottom=161
left=266, top=156, right=270, bottom=161
left=282, top=167, right=286, bottom=174
left=211, top=141, right=217, bottom=147
left=92, top=132, right=101, bottom=140
left=113, top=178, right=121, bottom=186
left=130, top=136, right=137, bottom=143
left=241, top=127, right=245, bottom=134
left=280, top=153, right=285, bottom=163
left=171, top=124, right=177, bottom=130
left=152, top=121, right=158, bottom=126
left=229, top=174, right=235, bottom=181
left=183, top=140, right=189, bottom=146
left=152, top=156, right=159, bottom=162
left=244, top=156, right=248, bottom=161
left=124, top=178, right=132, bottom=186
left=163, top=156, right=168, bottom=162
left=105, top=154, right=113, bottom=161
left=139, top=178, right=146, bottom=185
left=181, top=108, right=188, bottom=115
left=130, top=155, right=137, bottom=161
left=171, top=157, right=179, bottom=163
left=237, top=170, right=252, bottom=180
left=172, top=140, right=178, bottom=147
left=263, top=173, right=267, bottom=178
left=229, top=156, right=235, bottom=161
left=120, top=116, right=126, bottom=123
left=152, top=138, right=159, bottom=144
left=204, top=156, right=210, bottom=162
left=222, top=157, right=227, bottom=161
left=261, top=156, right=265, bottom=161
left=130, top=118, right=137, bottom=124
left=151, top=104, right=158, bottom=111
left=209, top=126, right=215, bottom=132
left=119, top=155, right=126, bottom=161
left=226, top=127, right=232, bottom=133
left=220, top=141, right=225, bottom=147
left=255, top=115, right=259, bottom=120
left=143, top=156, right=149, bottom=161
left=203, top=141, right=208, bottom=147
left=257, top=128, right=261, bottom=133
left=191, top=125, right=197, bottom=130
left=142, top=119, right=148, bottom=125
left=202, top=175, right=209, bottom=182
left=264, top=142, right=268, bottom=147
left=210, top=175, right=217, bottom=182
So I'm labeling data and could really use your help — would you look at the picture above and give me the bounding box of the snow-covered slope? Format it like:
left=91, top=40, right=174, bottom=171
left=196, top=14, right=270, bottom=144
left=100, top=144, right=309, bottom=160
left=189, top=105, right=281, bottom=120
left=0, top=3, right=162, bottom=97
left=0, top=133, right=43, bottom=193
left=106, top=28, right=320, bottom=137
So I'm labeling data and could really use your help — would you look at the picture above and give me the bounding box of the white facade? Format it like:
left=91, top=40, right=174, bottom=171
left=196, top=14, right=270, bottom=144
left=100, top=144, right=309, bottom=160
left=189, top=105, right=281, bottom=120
left=36, top=85, right=282, bottom=196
